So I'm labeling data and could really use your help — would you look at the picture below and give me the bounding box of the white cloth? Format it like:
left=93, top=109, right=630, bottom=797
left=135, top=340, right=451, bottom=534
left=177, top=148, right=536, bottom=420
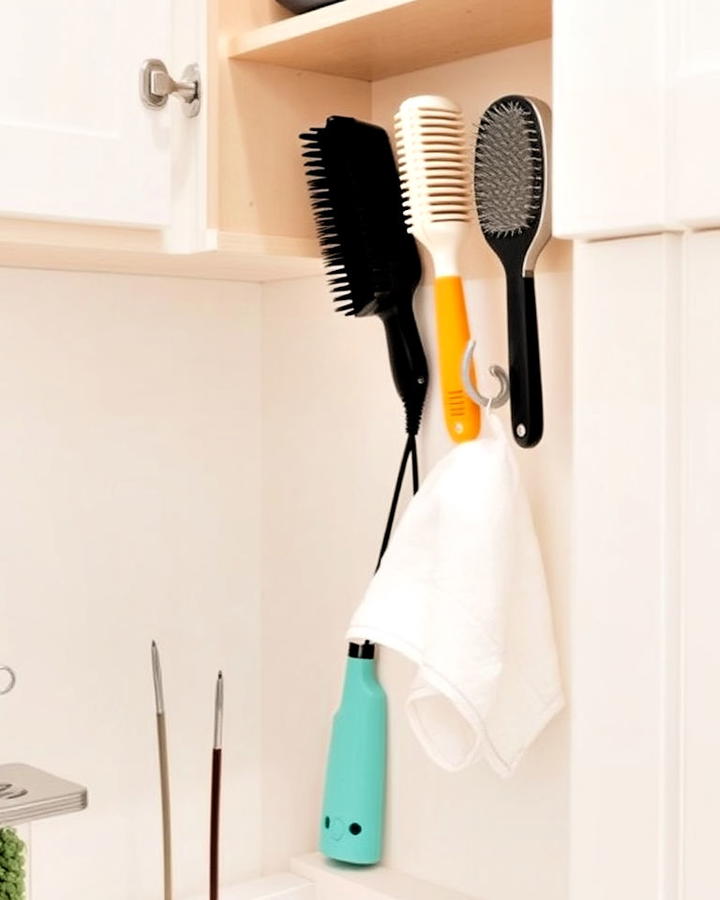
left=347, top=413, right=564, bottom=776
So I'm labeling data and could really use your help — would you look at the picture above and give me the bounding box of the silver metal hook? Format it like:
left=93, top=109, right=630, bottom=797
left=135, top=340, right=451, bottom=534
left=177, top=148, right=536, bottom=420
left=0, top=666, right=16, bottom=695
left=461, top=340, right=510, bottom=410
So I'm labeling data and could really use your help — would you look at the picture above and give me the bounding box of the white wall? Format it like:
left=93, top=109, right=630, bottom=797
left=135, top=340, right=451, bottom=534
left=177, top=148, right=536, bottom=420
left=261, top=262, right=571, bottom=900
left=0, top=252, right=570, bottom=900
left=0, top=268, right=263, bottom=900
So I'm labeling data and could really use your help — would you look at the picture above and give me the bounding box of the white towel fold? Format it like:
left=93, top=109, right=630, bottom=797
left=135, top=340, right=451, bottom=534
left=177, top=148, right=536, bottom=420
left=347, top=413, right=564, bottom=776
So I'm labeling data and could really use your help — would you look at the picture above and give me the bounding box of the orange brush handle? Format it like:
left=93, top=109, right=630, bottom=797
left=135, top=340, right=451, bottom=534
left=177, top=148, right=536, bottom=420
left=435, top=275, right=480, bottom=442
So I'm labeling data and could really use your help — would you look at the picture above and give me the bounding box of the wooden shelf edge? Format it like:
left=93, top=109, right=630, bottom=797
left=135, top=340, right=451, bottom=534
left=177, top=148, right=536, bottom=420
left=229, top=0, right=415, bottom=58
left=0, top=219, right=322, bottom=283
left=228, top=0, right=552, bottom=81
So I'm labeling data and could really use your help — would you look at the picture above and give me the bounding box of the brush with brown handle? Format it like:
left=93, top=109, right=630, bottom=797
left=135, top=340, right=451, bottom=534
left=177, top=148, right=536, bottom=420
left=210, top=671, right=223, bottom=900
left=152, top=641, right=173, bottom=900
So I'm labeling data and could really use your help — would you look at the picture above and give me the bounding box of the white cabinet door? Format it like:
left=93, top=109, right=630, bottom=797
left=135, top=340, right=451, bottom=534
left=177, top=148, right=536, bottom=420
left=681, top=230, right=720, bottom=899
left=1, top=0, right=172, bottom=227
left=666, top=0, right=720, bottom=227
left=553, top=0, right=667, bottom=239
left=554, top=0, right=720, bottom=237
left=570, top=233, right=720, bottom=900
left=570, top=234, right=683, bottom=900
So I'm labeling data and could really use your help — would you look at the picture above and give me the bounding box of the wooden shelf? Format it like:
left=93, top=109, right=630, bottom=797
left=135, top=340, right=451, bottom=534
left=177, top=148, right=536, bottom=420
left=0, top=219, right=322, bottom=283
left=228, top=0, right=551, bottom=81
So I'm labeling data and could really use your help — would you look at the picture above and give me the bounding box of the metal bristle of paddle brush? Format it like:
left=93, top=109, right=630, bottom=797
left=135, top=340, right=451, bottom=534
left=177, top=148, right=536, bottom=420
left=475, top=99, right=543, bottom=237
left=473, top=95, right=551, bottom=272
left=299, top=116, right=428, bottom=436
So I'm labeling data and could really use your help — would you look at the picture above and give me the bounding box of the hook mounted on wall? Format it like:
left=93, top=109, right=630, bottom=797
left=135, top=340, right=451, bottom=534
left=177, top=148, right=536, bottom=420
left=461, top=341, right=510, bottom=411
left=0, top=665, right=16, bottom=695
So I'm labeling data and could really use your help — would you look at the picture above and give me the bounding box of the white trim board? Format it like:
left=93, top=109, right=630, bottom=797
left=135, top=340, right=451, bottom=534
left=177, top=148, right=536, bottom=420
left=183, top=857, right=480, bottom=900
left=570, top=234, right=683, bottom=899
left=185, top=873, right=313, bottom=900
left=291, top=854, right=477, bottom=900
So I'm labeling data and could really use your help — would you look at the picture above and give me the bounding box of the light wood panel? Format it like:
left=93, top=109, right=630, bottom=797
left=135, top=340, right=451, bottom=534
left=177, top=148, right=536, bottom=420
left=228, top=0, right=551, bottom=80
left=216, top=58, right=371, bottom=238
left=225, top=0, right=294, bottom=31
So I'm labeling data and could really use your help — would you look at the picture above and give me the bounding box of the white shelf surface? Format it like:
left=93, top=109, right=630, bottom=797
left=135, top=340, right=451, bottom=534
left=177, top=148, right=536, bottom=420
left=292, top=853, right=478, bottom=900
left=0, top=218, right=322, bottom=283
left=185, top=873, right=313, bottom=900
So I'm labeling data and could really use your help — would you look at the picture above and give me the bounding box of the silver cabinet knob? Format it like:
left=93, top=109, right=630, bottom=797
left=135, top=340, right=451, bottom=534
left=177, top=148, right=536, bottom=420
left=0, top=666, right=16, bottom=695
left=140, top=59, right=201, bottom=118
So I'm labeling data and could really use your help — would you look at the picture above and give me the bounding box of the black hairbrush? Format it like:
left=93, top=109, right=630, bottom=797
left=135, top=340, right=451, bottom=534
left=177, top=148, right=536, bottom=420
left=300, top=115, right=428, bottom=437
left=301, top=116, right=427, bottom=868
left=474, top=95, right=552, bottom=448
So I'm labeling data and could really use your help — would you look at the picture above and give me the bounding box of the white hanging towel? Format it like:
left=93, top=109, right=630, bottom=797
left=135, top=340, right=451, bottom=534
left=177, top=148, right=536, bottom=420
left=347, top=413, right=564, bottom=776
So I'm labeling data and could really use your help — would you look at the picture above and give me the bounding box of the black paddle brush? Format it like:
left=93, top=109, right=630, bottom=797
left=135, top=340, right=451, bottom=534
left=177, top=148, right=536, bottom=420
left=300, top=115, right=428, bottom=436
left=474, top=95, right=552, bottom=448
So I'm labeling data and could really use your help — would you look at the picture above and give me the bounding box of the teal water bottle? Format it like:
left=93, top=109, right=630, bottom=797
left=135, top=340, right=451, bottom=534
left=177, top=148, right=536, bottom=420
left=320, top=641, right=387, bottom=865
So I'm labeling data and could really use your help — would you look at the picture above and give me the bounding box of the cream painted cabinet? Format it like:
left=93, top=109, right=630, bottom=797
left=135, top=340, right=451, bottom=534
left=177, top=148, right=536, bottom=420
left=1, top=0, right=174, bottom=227
left=554, top=0, right=720, bottom=236
left=553, top=0, right=667, bottom=238
left=556, top=0, right=720, bottom=893
left=570, top=234, right=682, bottom=900
left=570, top=229, right=720, bottom=900
left=0, top=0, right=214, bottom=253
left=666, top=2, right=720, bottom=226
left=0, top=0, right=366, bottom=274
left=680, top=231, right=720, bottom=900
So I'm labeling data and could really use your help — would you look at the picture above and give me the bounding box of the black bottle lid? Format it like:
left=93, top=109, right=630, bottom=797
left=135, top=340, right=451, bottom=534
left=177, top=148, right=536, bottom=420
left=348, top=640, right=375, bottom=660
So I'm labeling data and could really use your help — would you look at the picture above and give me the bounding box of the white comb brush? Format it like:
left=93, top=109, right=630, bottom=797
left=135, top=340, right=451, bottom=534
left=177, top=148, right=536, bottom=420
left=395, top=95, right=479, bottom=442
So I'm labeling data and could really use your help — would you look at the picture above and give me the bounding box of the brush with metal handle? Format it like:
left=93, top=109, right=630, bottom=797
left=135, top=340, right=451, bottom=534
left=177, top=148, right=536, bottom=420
left=151, top=641, right=173, bottom=900
left=474, top=95, right=552, bottom=448
left=395, top=94, right=479, bottom=443
left=210, top=671, right=223, bottom=900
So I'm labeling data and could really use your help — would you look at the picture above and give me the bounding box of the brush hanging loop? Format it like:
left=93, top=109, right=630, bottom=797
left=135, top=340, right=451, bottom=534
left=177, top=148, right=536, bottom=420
left=462, top=341, right=510, bottom=410
left=0, top=666, right=16, bottom=695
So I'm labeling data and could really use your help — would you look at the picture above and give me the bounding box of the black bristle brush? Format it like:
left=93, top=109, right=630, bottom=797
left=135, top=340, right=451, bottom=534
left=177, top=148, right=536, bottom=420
left=474, top=95, right=552, bottom=448
left=300, top=116, right=428, bottom=440
left=300, top=116, right=427, bottom=867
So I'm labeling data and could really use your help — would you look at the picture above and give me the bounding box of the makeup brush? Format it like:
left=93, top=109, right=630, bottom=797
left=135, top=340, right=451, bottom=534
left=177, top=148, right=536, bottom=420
left=210, top=671, right=223, bottom=900
left=151, top=641, right=173, bottom=900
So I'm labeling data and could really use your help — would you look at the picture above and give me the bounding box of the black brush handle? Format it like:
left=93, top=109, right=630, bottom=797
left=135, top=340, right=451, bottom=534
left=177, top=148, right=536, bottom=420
left=506, top=271, right=543, bottom=448
left=380, top=302, right=429, bottom=437
left=210, top=747, right=221, bottom=900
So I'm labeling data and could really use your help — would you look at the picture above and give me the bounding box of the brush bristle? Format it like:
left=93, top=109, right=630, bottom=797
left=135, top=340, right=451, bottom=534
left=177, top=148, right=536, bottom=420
left=394, top=99, right=472, bottom=235
left=474, top=97, right=544, bottom=238
left=300, top=117, right=420, bottom=318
